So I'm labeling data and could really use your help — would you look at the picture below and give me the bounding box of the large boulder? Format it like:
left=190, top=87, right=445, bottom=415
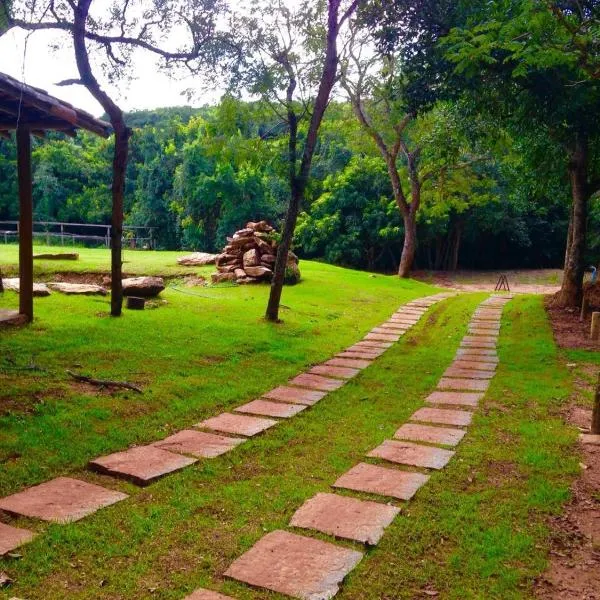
left=245, top=265, right=273, bottom=279
left=584, top=281, right=600, bottom=310
left=177, top=252, right=217, bottom=266
left=122, top=276, right=165, bottom=297
left=48, top=282, right=107, bottom=296
left=243, top=248, right=260, bottom=268
left=2, top=278, right=51, bottom=297
left=211, top=272, right=236, bottom=284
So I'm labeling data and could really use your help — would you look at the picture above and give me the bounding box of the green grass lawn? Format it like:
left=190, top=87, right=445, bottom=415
left=0, top=243, right=206, bottom=278
left=0, top=254, right=582, bottom=600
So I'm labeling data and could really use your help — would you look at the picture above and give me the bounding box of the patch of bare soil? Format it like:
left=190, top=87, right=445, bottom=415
left=535, top=360, right=600, bottom=600
left=545, top=297, right=600, bottom=351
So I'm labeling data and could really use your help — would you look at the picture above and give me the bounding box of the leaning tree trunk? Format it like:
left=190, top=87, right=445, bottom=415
left=398, top=211, right=417, bottom=278
left=555, top=136, right=589, bottom=307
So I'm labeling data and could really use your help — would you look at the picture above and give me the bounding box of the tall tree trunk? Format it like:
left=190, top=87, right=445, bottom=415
left=266, top=0, right=356, bottom=322
left=74, top=0, right=129, bottom=317
left=555, top=135, right=589, bottom=307
left=398, top=211, right=417, bottom=278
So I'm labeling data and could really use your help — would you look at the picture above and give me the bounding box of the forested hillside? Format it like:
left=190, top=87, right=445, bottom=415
left=0, top=97, right=595, bottom=272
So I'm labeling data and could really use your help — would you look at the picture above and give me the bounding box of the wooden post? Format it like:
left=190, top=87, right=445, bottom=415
left=591, top=374, right=600, bottom=434
left=580, top=296, right=589, bottom=322
left=16, top=126, right=33, bottom=322
left=592, top=312, right=600, bottom=341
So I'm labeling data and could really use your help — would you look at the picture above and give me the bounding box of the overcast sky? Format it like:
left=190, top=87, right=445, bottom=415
left=0, top=27, right=223, bottom=117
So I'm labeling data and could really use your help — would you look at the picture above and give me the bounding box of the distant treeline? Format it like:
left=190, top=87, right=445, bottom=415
left=0, top=99, right=595, bottom=272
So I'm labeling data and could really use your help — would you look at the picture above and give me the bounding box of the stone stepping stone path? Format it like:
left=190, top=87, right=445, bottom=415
left=89, top=446, right=197, bottom=486
left=368, top=440, right=455, bottom=470
left=221, top=295, right=511, bottom=600
left=184, top=590, right=234, bottom=600
left=394, top=423, right=465, bottom=447
left=153, top=430, right=245, bottom=458
left=0, top=293, right=452, bottom=566
left=0, top=522, right=36, bottom=556
left=0, top=477, right=127, bottom=523
left=196, top=413, right=278, bottom=437
left=332, top=462, right=430, bottom=500
left=224, top=530, right=363, bottom=599
left=235, top=399, right=307, bottom=418
left=290, top=492, right=400, bottom=545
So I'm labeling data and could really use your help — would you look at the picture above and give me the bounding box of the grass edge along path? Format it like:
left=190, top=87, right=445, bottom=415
left=0, top=293, right=453, bottom=571
left=195, top=295, right=511, bottom=599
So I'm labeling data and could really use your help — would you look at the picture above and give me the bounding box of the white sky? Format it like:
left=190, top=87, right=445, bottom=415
left=0, top=27, right=224, bottom=117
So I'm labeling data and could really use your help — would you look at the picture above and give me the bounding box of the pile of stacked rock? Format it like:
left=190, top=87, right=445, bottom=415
left=211, top=221, right=300, bottom=285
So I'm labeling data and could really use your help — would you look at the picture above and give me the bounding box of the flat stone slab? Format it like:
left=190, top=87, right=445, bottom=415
left=290, top=492, right=400, bottom=545
left=394, top=423, right=465, bottom=447
left=411, top=407, right=474, bottom=427
left=309, top=365, right=360, bottom=379
left=224, top=529, right=363, bottom=600
left=0, top=477, right=127, bottom=523
left=0, top=522, right=36, bottom=555
left=469, top=321, right=501, bottom=329
left=333, top=462, right=429, bottom=500
left=196, top=413, right=278, bottom=437
left=463, top=335, right=497, bottom=344
left=338, top=351, right=383, bottom=360
left=236, top=399, right=307, bottom=418
left=444, top=367, right=494, bottom=379
left=289, top=373, right=345, bottom=392
left=452, top=360, right=496, bottom=371
left=580, top=434, right=600, bottom=445
left=47, top=282, right=107, bottom=296
left=379, top=322, right=408, bottom=331
left=90, top=446, right=197, bottom=486
left=371, top=327, right=404, bottom=336
left=390, top=317, right=419, bottom=324
left=353, top=341, right=393, bottom=349
left=264, top=385, right=327, bottom=406
left=468, top=329, right=499, bottom=337
left=461, top=340, right=496, bottom=349
left=427, top=390, right=484, bottom=407
left=438, top=378, right=490, bottom=392
left=456, top=348, right=498, bottom=360
left=153, top=429, right=245, bottom=458
left=184, top=589, right=235, bottom=600
left=368, top=440, right=454, bottom=470
left=2, top=278, right=50, bottom=297
left=365, top=333, right=400, bottom=343
left=326, top=357, right=372, bottom=369
left=0, top=310, right=27, bottom=327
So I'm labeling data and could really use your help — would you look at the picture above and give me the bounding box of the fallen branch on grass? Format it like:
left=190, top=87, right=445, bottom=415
left=66, top=370, right=143, bottom=393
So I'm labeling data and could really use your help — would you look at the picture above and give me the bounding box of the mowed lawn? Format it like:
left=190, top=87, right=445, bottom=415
left=0, top=250, right=584, bottom=599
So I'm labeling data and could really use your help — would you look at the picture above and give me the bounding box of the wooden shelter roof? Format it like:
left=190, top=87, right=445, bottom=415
left=0, top=71, right=111, bottom=138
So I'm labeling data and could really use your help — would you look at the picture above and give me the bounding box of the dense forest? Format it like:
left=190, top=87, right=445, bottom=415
left=0, top=97, right=591, bottom=272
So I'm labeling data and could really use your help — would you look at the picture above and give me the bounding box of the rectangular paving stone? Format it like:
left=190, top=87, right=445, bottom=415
left=452, top=360, right=497, bottom=371
left=368, top=440, right=454, bottom=470
left=365, top=333, right=400, bottom=343
left=379, top=322, right=408, bottom=331
left=236, top=399, right=307, bottom=418
left=438, top=378, right=490, bottom=392
left=444, top=367, right=494, bottom=379
left=456, top=348, right=498, bottom=360
left=461, top=340, right=496, bottom=349
left=469, top=329, right=500, bottom=337
left=389, top=319, right=419, bottom=326
left=224, top=530, right=363, bottom=600
left=345, top=345, right=385, bottom=356
left=411, top=407, right=474, bottom=427
left=264, top=385, right=327, bottom=406
left=0, top=522, right=36, bottom=555
left=153, top=429, right=245, bottom=458
left=474, top=312, right=502, bottom=320
left=427, top=390, right=484, bottom=407
left=394, top=423, right=465, bottom=447
left=184, top=589, right=235, bottom=600
left=353, top=340, right=393, bottom=349
left=326, top=357, right=373, bottom=369
left=464, top=334, right=497, bottom=343
left=289, top=373, right=346, bottom=392
left=90, top=446, right=197, bottom=486
left=290, top=492, right=400, bottom=545
left=0, top=477, right=128, bottom=523
left=470, top=321, right=501, bottom=329
left=333, top=462, right=429, bottom=500
left=196, top=413, right=278, bottom=437
left=338, top=351, right=384, bottom=360
left=310, top=365, right=360, bottom=379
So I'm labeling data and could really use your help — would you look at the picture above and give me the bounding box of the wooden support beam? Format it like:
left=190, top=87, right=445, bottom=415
left=16, top=126, right=33, bottom=323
